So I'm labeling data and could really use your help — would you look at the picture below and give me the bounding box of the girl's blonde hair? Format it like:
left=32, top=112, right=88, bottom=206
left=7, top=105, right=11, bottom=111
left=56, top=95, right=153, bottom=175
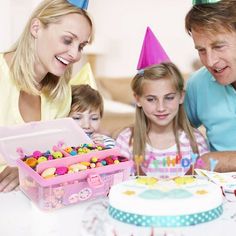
left=131, top=62, right=199, bottom=157
left=70, top=84, right=104, bottom=117
left=7, top=0, right=93, bottom=100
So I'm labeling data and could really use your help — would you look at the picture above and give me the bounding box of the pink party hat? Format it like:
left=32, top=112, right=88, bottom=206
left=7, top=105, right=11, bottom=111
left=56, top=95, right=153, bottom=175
left=137, top=27, right=170, bottom=70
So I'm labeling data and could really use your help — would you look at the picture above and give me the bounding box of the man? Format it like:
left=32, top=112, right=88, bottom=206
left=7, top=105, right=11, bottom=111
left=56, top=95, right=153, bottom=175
left=184, top=0, right=236, bottom=172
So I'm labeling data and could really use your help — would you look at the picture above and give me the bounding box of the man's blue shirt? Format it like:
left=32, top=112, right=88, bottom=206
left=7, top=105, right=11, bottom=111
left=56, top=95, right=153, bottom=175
left=184, top=67, right=236, bottom=151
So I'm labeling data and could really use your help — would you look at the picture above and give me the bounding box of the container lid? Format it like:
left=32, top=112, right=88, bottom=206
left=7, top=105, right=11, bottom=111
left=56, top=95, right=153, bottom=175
left=0, top=118, right=92, bottom=166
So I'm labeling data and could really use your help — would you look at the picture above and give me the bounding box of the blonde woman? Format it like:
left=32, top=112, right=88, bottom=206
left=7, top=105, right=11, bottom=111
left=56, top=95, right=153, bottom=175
left=0, top=0, right=92, bottom=192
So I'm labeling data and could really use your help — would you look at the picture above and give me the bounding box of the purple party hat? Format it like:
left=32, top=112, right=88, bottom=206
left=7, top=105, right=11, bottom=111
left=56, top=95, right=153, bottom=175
left=67, top=0, right=89, bottom=10
left=137, top=27, right=170, bottom=70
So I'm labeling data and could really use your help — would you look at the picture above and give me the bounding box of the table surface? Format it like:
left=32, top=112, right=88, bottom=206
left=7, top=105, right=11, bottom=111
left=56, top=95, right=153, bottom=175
left=0, top=190, right=236, bottom=236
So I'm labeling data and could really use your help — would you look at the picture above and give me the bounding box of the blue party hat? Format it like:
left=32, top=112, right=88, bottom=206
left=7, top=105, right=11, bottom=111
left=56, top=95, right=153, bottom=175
left=67, top=0, right=89, bottom=10
left=193, top=0, right=221, bottom=4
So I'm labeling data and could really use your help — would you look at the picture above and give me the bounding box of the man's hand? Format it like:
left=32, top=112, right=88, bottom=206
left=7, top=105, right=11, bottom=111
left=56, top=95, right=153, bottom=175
left=0, top=166, right=19, bottom=192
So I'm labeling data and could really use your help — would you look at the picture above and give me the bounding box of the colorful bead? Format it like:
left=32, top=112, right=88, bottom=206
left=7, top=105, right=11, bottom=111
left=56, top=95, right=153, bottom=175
left=80, top=161, right=91, bottom=167
left=41, top=167, right=56, bottom=179
left=101, top=160, right=107, bottom=166
left=25, top=157, right=37, bottom=168
left=96, top=162, right=103, bottom=167
left=37, top=156, right=48, bottom=163
left=70, top=150, right=77, bottom=156
left=52, top=151, right=63, bottom=159
left=69, top=163, right=87, bottom=172
left=32, top=151, right=42, bottom=158
left=55, top=167, right=68, bottom=175
left=105, top=157, right=114, bottom=165
left=64, top=147, right=73, bottom=153
left=91, top=157, right=98, bottom=163
left=90, top=163, right=96, bottom=168
left=47, top=155, right=54, bottom=160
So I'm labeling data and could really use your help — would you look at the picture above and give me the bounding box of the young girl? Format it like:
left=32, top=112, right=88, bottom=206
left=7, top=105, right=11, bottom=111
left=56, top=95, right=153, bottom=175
left=69, top=84, right=115, bottom=148
left=116, top=62, right=209, bottom=178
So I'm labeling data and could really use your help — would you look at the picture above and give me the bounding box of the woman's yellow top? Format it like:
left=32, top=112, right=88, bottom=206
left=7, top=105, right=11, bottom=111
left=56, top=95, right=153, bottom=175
left=0, top=53, right=71, bottom=166
left=0, top=53, right=72, bottom=126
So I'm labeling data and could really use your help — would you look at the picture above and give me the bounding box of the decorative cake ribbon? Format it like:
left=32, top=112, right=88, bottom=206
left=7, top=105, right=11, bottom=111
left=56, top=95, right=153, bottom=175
left=193, top=0, right=221, bottom=4
left=67, top=0, right=89, bottom=10
left=109, top=205, right=223, bottom=227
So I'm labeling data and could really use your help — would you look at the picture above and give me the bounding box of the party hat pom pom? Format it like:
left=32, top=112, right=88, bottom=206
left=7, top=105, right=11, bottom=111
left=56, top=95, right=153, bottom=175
left=67, top=0, right=89, bottom=10
left=137, top=26, right=170, bottom=70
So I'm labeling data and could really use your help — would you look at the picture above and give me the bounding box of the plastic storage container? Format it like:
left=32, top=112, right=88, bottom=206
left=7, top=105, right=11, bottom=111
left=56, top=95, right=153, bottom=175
left=0, top=118, right=133, bottom=210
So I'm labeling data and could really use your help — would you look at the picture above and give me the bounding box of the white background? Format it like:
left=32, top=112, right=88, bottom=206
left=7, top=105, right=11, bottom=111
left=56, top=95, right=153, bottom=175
left=0, top=0, right=198, bottom=78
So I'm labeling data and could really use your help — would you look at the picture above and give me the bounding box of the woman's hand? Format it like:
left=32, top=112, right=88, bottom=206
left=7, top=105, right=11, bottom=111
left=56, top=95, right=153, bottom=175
left=0, top=166, right=19, bottom=192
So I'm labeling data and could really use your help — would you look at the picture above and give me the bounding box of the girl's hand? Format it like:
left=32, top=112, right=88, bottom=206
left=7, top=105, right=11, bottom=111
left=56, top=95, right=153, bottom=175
left=0, top=166, right=19, bottom=192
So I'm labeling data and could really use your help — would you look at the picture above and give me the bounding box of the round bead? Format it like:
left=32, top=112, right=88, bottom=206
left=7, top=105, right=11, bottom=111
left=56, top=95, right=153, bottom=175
left=90, top=163, right=96, bottom=168
left=101, top=160, right=107, bottom=166
left=37, top=156, right=48, bottom=163
left=55, top=167, right=68, bottom=175
left=114, top=160, right=120, bottom=164
left=91, top=157, right=98, bottom=163
left=96, top=162, right=102, bottom=167
left=25, top=157, right=37, bottom=168
left=32, top=151, right=42, bottom=158
left=64, top=147, right=73, bottom=153
left=52, top=151, right=63, bottom=159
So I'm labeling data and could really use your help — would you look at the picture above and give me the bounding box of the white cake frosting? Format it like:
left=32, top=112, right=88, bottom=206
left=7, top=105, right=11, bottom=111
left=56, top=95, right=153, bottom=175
left=108, top=176, right=223, bottom=227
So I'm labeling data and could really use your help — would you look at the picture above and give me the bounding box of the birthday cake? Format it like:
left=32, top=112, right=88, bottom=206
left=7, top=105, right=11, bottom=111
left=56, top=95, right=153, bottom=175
left=108, top=176, right=223, bottom=227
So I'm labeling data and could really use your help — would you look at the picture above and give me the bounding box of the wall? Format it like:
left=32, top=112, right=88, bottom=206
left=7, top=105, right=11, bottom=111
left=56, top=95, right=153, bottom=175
left=0, top=0, right=198, bottom=78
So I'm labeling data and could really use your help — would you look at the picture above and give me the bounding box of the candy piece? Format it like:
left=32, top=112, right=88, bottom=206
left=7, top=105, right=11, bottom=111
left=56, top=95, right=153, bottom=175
left=80, top=161, right=91, bottom=167
left=64, top=147, right=73, bottom=153
left=55, top=167, right=68, bottom=175
left=70, top=150, right=77, bottom=156
left=90, top=163, right=96, bottom=168
left=37, top=156, right=48, bottom=163
left=25, top=157, right=37, bottom=168
left=101, top=160, right=107, bottom=166
left=96, top=162, right=103, bottom=167
left=69, top=163, right=87, bottom=172
left=32, top=151, right=42, bottom=158
left=52, top=151, right=63, bottom=159
left=91, top=157, right=98, bottom=163
left=105, top=157, right=114, bottom=165
left=41, top=167, right=56, bottom=179
left=47, top=155, right=54, bottom=160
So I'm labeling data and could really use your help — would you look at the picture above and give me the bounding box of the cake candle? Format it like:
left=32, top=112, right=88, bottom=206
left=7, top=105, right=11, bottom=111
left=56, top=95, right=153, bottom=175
left=134, top=155, right=144, bottom=176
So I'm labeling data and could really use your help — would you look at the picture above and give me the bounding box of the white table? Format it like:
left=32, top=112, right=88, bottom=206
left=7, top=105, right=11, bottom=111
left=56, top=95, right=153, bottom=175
left=0, top=191, right=236, bottom=236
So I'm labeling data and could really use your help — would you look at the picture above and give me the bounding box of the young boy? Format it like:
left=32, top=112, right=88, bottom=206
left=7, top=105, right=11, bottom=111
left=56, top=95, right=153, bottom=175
left=69, top=84, right=115, bottom=148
